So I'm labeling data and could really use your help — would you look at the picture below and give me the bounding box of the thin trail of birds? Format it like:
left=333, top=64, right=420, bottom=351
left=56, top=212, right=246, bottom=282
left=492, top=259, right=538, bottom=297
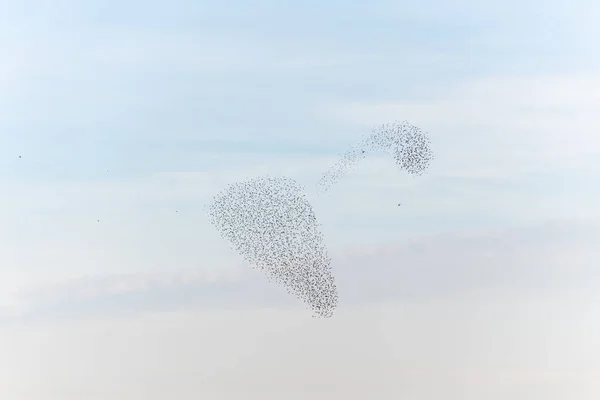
left=207, top=120, right=433, bottom=318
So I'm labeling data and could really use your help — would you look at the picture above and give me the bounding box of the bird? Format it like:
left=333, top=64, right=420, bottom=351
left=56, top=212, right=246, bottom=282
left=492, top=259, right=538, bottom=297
left=18, top=156, right=21, bottom=159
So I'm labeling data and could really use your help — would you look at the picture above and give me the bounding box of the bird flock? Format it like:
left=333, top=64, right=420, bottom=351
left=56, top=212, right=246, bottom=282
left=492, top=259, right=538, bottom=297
left=318, top=120, right=433, bottom=192
left=208, top=177, right=337, bottom=317
left=208, top=120, right=434, bottom=318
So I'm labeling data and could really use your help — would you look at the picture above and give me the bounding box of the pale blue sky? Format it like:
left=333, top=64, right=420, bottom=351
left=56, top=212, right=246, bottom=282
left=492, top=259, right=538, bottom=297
left=1, top=1, right=600, bottom=398
left=2, top=0, right=598, bottom=184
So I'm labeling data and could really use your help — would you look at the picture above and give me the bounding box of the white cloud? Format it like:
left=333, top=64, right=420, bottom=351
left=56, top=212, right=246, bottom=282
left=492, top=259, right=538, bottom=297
left=1, top=143, right=597, bottom=311
left=2, top=217, right=598, bottom=323
left=320, top=73, right=600, bottom=168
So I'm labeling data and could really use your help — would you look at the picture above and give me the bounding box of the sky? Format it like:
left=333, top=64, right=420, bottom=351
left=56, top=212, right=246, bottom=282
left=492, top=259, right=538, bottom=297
left=0, top=0, right=599, bottom=398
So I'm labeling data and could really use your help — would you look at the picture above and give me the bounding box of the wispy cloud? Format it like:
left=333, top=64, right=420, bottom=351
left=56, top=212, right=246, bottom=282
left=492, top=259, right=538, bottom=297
left=320, top=73, right=600, bottom=156
left=1, top=142, right=597, bottom=311
left=2, top=217, right=597, bottom=325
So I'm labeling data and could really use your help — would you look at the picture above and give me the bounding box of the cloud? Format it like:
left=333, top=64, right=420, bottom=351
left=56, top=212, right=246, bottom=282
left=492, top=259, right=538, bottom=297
left=319, top=73, right=600, bottom=166
left=2, top=216, right=598, bottom=324
left=0, top=216, right=594, bottom=399
left=335, top=217, right=600, bottom=304
left=1, top=142, right=597, bottom=315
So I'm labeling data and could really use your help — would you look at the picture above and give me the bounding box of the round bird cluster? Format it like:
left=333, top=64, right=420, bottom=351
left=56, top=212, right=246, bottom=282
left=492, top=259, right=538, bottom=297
left=318, top=120, right=434, bottom=192
left=208, top=176, right=338, bottom=318
left=368, top=120, right=434, bottom=176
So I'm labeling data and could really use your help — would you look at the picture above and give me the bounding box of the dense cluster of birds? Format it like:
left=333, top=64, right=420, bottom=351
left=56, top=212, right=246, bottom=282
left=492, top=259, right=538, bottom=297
left=207, top=121, right=434, bottom=318
left=208, top=176, right=338, bottom=318
left=318, top=120, right=434, bottom=193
